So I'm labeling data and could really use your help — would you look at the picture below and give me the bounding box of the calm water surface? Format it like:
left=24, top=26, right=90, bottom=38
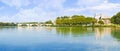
left=0, top=27, right=120, bottom=51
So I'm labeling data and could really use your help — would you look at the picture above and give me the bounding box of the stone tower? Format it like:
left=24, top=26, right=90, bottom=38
left=94, top=13, right=103, bottom=20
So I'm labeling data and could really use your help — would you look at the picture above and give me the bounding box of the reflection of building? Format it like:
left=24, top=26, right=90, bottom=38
left=94, top=28, right=111, bottom=40
left=17, top=26, right=43, bottom=31
left=95, top=28, right=100, bottom=40
left=17, top=23, right=52, bottom=27
left=18, top=24, right=22, bottom=27
left=26, top=24, right=34, bottom=27
left=95, top=14, right=111, bottom=25
left=17, top=26, right=24, bottom=31
left=45, top=24, right=52, bottom=26
left=102, top=18, right=111, bottom=25
left=45, top=27, right=52, bottom=31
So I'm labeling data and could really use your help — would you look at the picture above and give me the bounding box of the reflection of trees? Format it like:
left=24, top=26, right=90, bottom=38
left=0, top=26, right=16, bottom=30
left=56, top=27, right=71, bottom=36
left=71, top=27, right=90, bottom=36
left=111, top=28, right=120, bottom=41
left=56, top=27, right=94, bottom=37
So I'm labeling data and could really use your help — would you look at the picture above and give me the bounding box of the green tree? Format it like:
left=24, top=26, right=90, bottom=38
left=85, top=17, right=97, bottom=26
left=62, top=16, right=71, bottom=25
left=92, top=18, right=97, bottom=26
left=85, top=17, right=93, bottom=24
left=98, top=20, right=104, bottom=25
left=56, top=16, right=71, bottom=26
left=45, top=20, right=53, bottom=24
left=55, top=15, right=97, bottom=26
left=72, top=15, right=85, bottom=25
left=0, top=22, right=16, bottom=26
left=111, top=12, right=120, bottom=25
left=56, top=17, right=62, bottom=25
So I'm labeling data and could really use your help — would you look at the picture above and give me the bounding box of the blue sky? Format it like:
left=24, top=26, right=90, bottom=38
left=0, top=0, right=119, bottom=22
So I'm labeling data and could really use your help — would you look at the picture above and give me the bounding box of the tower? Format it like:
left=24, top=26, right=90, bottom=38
left=94, top=13, right=97, bottom=19
left=99, top=13, right=103, bottom=20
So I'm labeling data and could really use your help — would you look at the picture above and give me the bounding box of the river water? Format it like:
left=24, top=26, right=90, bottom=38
left=0, top=27, right=120, bottom=51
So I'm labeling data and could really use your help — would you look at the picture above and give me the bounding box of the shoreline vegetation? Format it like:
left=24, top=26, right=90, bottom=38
left=0, top=22, right=117, bottom=27
left=0, top=12, right=120, bottom=27
left=0, top=22, right=118, bottom=27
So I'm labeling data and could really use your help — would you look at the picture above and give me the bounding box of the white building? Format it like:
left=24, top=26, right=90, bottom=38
left=95, top=14, right=111, bottom=25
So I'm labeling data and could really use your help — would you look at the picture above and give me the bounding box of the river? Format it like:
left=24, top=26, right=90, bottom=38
left=0, top=27, right=119, bottom=51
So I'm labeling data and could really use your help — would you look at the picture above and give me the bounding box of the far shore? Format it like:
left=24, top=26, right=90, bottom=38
left=0, top=24, right=118, bottom=28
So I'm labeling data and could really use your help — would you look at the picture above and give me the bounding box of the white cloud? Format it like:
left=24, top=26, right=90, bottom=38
left=0, top=0, right=120, bottom=22
left=11, top=7, right=47, bottom=22
left=33, top=0, right=65, bottom=10
left=65, top=8, right=84, bottom=12
left=0, top=0, right=30, bottom=8
left=104, top=0, right=108, bottom=3
left=90, top=3, right=120, bottom=11
left=0, top=0, right=66, bottom=22
left=77, top=0, right=103, bottom=6
left=76, top=0, right=120, bottom=16
left=13, top=0, right=65, bottom=22
left=0, top=16, right=12, bottom=22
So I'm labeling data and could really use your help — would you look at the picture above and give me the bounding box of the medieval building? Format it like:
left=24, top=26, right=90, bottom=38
left=95, top=14, right=111, bottom=25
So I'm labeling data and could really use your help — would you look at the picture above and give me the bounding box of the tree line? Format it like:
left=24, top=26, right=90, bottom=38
left=0, top=22, right=16, bottom=26
left=55, top=15, right=97, bottom=26
left=111, top=12, right=120, bottom=25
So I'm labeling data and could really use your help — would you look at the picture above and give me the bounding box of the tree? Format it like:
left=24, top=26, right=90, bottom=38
left=111, top=12, right=120, bottom=25
left=45, top=20, right=53, bottom=24
left=62, top=16, right=71, bottom=25
left=85, top=17, right=93, bottom=24
left=98, top=20, right=104, bottom=25
left=91, top=18, right=97, bottom=26
left=71, top=15, right=85, bottom=25
left=0, top=22, right=16, bottom=26
left=56, top=17, right=62, bottom=25
left=85, top=17, right=97, bottom=26
left=55, top=15, right=97, bottom=26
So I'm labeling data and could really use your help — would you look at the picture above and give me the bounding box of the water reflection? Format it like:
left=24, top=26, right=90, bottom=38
left=0, top=26, right=114, bottom=40
left=56, top=27, right=94, bottom=37
left=71, top=27, right=94, bottom=37
left=56, top=27, right=112, bottom=39
left=94, top=27, right=111, bottom=40
left=45, top=27, right=52, bottom=31
left=0, top=26, right=16, bottom=30
left=17, top=26, right=52, bottom=32
left=111, top=28, right=120, bottom=41
left=0, top=27, right=119, bottom=51
left=3, top=26, right=118, bottom=42
left=56, top=27, right=71, bottom=36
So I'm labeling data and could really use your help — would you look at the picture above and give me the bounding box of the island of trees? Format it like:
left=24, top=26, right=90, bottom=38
left=55, top=15, right=97, bottom=26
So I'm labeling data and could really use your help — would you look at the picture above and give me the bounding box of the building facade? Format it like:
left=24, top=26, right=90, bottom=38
left=95, top=14, right=111, bottom=25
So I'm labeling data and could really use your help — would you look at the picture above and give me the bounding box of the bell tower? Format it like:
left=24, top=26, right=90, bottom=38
left=99, top=13, right=103, bottom=20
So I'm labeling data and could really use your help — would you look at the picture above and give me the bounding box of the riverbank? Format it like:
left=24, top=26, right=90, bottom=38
left=52, top=24, right=117, bottom=27
left=0, top=23, right=118, bottom=28
left=0, top=25, right=116, bottom=27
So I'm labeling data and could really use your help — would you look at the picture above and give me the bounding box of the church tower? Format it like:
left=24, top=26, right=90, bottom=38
left=94, top=13, right=103, bottom=20
left=99, top=13, right=103, bottom=20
